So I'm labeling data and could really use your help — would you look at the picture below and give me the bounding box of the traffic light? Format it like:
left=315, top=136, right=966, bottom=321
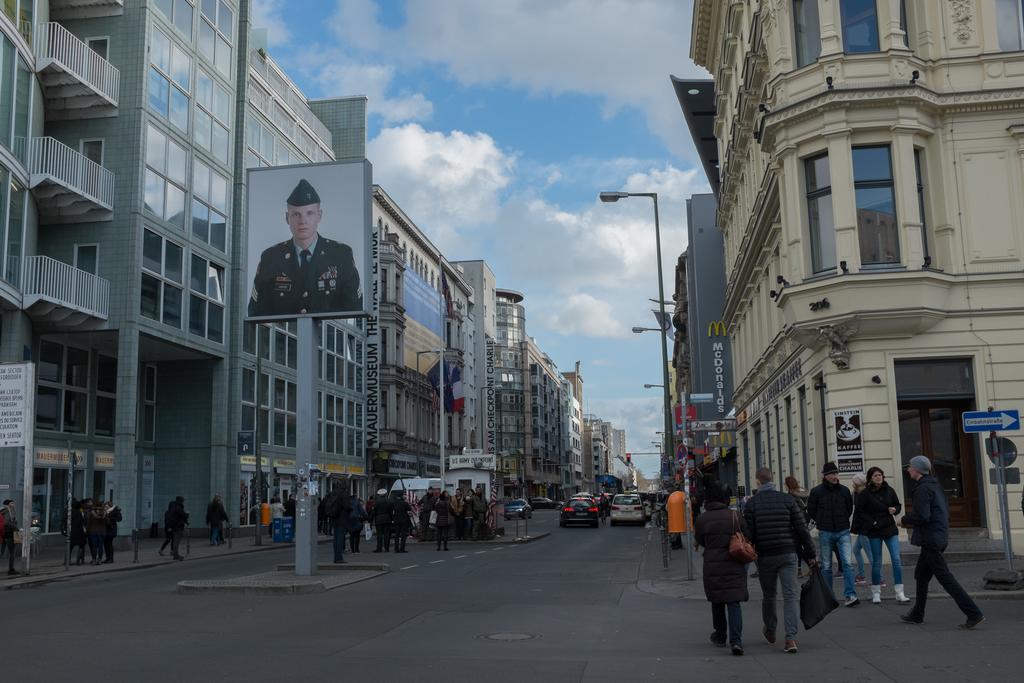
left=626, top=453, right=632, bottom=464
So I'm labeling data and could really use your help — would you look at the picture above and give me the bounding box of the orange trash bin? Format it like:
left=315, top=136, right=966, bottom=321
left=667, top=490, right=691, bottom=533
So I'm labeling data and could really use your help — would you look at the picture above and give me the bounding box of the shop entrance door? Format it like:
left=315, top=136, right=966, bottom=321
left=896, top=401, right=981, bottom=527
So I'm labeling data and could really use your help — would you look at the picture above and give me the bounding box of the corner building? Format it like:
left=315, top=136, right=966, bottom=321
left=692, top=0, right=1024, bottom=546
left=0, top=0, right=369, bottom=539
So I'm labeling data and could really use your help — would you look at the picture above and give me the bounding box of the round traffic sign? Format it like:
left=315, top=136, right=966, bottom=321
left=985, top=436, right=1018, bottom=467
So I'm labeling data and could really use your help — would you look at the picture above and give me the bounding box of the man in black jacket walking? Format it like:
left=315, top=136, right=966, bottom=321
left=323, top=483, right=352, bottom=564
left=744, top=468, right=817, bottom=654
left=900, top=455, right=984, bottom=628
left=808, top=462, right=860, bottom=606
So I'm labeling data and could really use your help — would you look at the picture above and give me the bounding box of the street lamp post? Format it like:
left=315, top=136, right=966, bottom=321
left=601, top=191, right=673, bottom=485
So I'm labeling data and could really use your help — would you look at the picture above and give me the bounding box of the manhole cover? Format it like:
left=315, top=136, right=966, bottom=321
left=480, top=632, right=537, bottom=642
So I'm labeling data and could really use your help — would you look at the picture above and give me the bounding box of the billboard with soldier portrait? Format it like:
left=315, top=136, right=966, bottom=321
left=245, top=160, right=372, bottom=320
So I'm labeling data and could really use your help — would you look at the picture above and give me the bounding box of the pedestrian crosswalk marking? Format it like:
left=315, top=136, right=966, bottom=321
left=401, top=565, right=418, bottom=570
left=475, top=551, right=487, bottom=554
left=455, top=555, right=468, bottom=559
left=430, top=559, right=444, bottom=564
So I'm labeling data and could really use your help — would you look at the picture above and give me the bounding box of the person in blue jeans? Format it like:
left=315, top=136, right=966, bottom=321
left=850, top=473, right=872, bottom=586
left=808, top=461, right=860, bottom=606
left=858, top=467, right=910, bottom=604
left=322, top=483, right=352, bottom=564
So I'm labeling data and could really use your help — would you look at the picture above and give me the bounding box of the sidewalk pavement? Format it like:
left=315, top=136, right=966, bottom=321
left=636, top=528, right=1024, bottom=602
left=2, top=526, right=547, bottom=590
left=1, top=529, right=327, bottom=590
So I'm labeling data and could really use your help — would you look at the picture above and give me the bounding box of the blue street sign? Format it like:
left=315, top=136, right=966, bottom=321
left=962, top=410, right=1021, bottom=433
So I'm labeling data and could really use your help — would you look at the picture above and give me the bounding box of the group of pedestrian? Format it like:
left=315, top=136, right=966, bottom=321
left=695, top=456, right=984, bottom=656
left=417, top=486, right=489, bottom=543
left=62, top=498, right=122, bottom=566
left=205, top=495, right=229, bottom=546
left=368, top=488, right=413, bottom=554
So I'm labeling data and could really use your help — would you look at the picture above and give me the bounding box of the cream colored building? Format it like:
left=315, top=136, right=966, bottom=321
left=691, top=0, right=1024, bottom=545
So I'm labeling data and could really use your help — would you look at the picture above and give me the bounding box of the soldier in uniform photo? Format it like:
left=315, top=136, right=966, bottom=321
left=248, top=178, right=362, bottom=317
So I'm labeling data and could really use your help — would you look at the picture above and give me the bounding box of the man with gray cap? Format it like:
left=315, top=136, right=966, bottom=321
left=900, top=455, right=984, bottom=629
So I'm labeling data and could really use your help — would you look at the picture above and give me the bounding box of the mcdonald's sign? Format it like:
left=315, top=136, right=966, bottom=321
left=707, top=320, right=728, bottom=337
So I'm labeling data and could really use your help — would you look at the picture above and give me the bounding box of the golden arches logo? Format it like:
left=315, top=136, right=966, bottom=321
left=707, top=320, right=728, bottom=337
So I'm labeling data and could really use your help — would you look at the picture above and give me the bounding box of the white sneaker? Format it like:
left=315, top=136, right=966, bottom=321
left=871, top=585, right=882, bottom=604
left=845, top=595, right=861, bottom=607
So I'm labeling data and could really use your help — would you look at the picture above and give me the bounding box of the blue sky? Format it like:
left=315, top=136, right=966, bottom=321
left=254, top=0, right=711, bottom=478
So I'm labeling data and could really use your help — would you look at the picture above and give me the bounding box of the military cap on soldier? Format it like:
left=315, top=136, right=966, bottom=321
left=287, top=179, right=320, bottom=207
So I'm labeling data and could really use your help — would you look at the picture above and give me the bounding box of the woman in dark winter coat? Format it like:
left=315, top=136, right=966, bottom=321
left=67, top=500, right=87, bottom=565
left=858, top=466, right=909, bottom=604
left=348, top=496, right=367, bottom=553
left=434, top=491, right=453, bottom=551
left=694, top=480, right=750, bottom=656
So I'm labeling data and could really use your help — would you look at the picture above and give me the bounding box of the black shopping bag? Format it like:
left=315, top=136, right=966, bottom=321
left=800, top=565, right=839, bottom=630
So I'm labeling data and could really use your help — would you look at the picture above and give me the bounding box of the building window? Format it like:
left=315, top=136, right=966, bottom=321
left=914, top=149, right=930, bottom=262
left=145, top=124, right=188, bottom=228
left=143, top=365, right=157, bottom=442
left=192, top=158, right=228, bottom=251
left=852, top=145, right=899, bottom=265
left=3, top=173, right=25, bottom=286
left=188, top=254, right=225, bottom=342
left=241, top=367, right=256, bottom=432
left=273, top=377, right=297, bottom=447
left=804, top=153, right=836, bottom=273
left=899, top=0, right=911, bottom=49
left=95, top=355, right=117, bottom=437
left=36, top=342, right=89, bottom=433
left=74, top=244, right=98, bottom=275
left=141, top=228, right=184, bottom=327
left=86, top=37, right=110, bottom=60
left=997, top=0, right=1024, bottom=51
left=199, top=0, right=234, bottom=77
left=80, top=139, right=104, bottom=166
left=274, top=322, right=297, bottom=369
left=322, top=324, right=346, bottom=386
left=194, top=68, right=230, bottom=165
left=840, top=0, right=879, bottom=53
left=321, top=393, right=345, bottom=454
left=258, top=371, right=270, bottom=445
left=154, top=0, right=196, bottom=40
left=793, top=0, right=822, bottom=67
left=148, top=27, right=191, bottom=134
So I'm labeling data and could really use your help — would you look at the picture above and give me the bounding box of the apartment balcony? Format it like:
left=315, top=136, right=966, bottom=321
left=48, top=0, right=123, bottom=20
left=28, top=137, right=114, bottom=223
left=35, top=22, right=120, bottom=117
left=22, top=256, right=109, bottom=325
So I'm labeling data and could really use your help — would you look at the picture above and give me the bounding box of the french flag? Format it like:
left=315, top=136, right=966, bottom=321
left=450, top=365, right=465, bottom=413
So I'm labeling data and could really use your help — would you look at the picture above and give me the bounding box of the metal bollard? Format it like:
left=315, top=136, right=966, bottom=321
left=227, top=523, right=233, bottom=549
left=524, top=513, right=529, bottom=538
left=185, top=525, right=191, bottom=556
left=660, top=511, right=669, bottom=569
left=515, top=517, right=519, bottom=539
left=133, top=529, right=140, bottom=564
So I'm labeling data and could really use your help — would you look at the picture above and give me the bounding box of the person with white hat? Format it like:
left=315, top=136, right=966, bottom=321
left=900, top=455, right=984, bottom=629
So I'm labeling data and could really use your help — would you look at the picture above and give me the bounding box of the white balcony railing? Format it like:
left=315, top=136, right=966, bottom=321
left=35, top=22, right=120, bottom=106
left=28, top=136, right=114, bottom=210
left=22, top=255, right=110, bottom=320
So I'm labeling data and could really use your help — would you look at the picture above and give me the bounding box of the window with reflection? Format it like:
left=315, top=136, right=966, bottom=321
left=804, top=153, right=836, bottom=273
left=997, top=0, right=1024, bottom=51
left=793, top=0, right=822, bottom=68
left=852, top=146, right=899, bottom=266
left=840, top=0, right=879, bottom=53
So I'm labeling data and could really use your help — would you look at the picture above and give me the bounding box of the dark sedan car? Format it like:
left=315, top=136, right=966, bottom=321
left=559, top=498, right=599, bottom=528
left=504, top=499, right=533, bottom=520
left=529, top=497, right=558, bottom=510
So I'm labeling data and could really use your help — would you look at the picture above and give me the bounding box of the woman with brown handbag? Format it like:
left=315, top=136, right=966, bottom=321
left=694, top=481, right=750, bottom=656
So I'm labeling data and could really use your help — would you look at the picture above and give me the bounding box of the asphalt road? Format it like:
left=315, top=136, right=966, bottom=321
left=2, top=510, right=1020, bottom=682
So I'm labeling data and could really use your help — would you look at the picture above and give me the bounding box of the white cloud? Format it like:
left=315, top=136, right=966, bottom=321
left=290, top=54, right=434, bottom=124
left=544, top=293, right=629, bottom=339
left=330, top=0, right=709, bottom=158
left=252, top=0, right=292, bottom=47
left=588, top=396, right=668, bottom=478
left=367, top=123, right=516, bottom=243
